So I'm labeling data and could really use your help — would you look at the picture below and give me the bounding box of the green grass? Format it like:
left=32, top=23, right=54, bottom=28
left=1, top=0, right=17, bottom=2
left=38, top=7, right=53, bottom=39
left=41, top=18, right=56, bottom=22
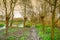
left=7, top=36, right=16, bottom=40
left=0, top=28, right=18, bottom=35
left=35, top=24, right=60, bottom=40
left=0, top=23, right=60, bottom=40
left=7, top=36, right=25, bottom=40
left=0, top=24, right=4, bottom=27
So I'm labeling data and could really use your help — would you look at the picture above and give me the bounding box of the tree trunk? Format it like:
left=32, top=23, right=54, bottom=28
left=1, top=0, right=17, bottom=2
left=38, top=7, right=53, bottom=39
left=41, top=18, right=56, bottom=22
left=24, top=18, right=26, bottom=27
left=51, top=0, right=57, bottom=40
left=6, top=17, right=9, bottom=35
left=10, top=11, right=14, bottom=28
left=5, top=3, right=9, bottom=36
left=51, top=10, right=55, bottom=40
left=41, top=16, right=45, bottom=32
left=23, top=4, right=26, bottom=27
left=39, top=13, right=41, bottom=23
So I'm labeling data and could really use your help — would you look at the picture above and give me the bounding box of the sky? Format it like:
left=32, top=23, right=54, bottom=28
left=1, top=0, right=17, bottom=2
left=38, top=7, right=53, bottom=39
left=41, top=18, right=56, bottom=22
left=14, top=11, right=22, bottom=18
left=14, top=5, right=23, bottom=18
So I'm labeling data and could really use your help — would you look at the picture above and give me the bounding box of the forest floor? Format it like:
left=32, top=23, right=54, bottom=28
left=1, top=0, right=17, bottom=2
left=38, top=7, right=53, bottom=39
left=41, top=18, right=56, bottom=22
left=0, top=26, right=60, bottom=40
left=0, top=27, right=39, bottom=40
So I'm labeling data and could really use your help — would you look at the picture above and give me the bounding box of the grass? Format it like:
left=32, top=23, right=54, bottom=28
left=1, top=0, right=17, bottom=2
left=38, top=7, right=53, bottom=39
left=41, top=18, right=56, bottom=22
left=7, top=36, right=16, bottom=40
left=0, top=23, right=60, bottom=40
left=0, top=28, right=18, bottom=35
left=35, top=24, right=60, bottom=40
left=7, top=36, right=25, bottom=40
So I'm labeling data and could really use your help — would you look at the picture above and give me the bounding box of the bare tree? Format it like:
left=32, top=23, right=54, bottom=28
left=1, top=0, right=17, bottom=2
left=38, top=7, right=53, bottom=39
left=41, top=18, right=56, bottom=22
left=3, top=0, right=10, bottom=35
left=44, top=0, right=58, bottom=40
left=10, top=0, right=17, bottom=28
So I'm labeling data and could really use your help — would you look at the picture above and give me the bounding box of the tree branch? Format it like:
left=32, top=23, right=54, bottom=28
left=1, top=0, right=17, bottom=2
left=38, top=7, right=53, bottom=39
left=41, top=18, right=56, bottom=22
left=56, top=4, right=60, bottom=8
left=44, top=0, right=54, bottom=6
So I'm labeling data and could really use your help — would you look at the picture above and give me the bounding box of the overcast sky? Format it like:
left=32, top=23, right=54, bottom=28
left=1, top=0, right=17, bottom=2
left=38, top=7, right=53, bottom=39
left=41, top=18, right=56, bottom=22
left=13, top=5, right=23, bottom=18
left=14, top=11, right=22, bottom=18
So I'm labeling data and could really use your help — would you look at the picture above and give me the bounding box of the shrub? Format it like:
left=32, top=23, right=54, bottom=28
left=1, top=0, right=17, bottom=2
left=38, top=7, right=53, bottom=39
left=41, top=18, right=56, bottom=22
left=7, top=36, right=16, bottom=40
left=45, top=27, right=51, bottom=34
left=44, top=34, right=51, bottom=40
left=25, top=22, right=32, bottom=28
left=18, top=36, right=24, bottom=40
left=35, top=24, right=43, bottom=28
left=0, top=24, right=4, bottom=27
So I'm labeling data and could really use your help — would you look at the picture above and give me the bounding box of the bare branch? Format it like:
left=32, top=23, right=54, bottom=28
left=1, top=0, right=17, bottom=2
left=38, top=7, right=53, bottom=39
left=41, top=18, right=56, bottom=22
left=56, top=4, right=60, bottom=8
left=44, top=0, right=54, bottom=6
